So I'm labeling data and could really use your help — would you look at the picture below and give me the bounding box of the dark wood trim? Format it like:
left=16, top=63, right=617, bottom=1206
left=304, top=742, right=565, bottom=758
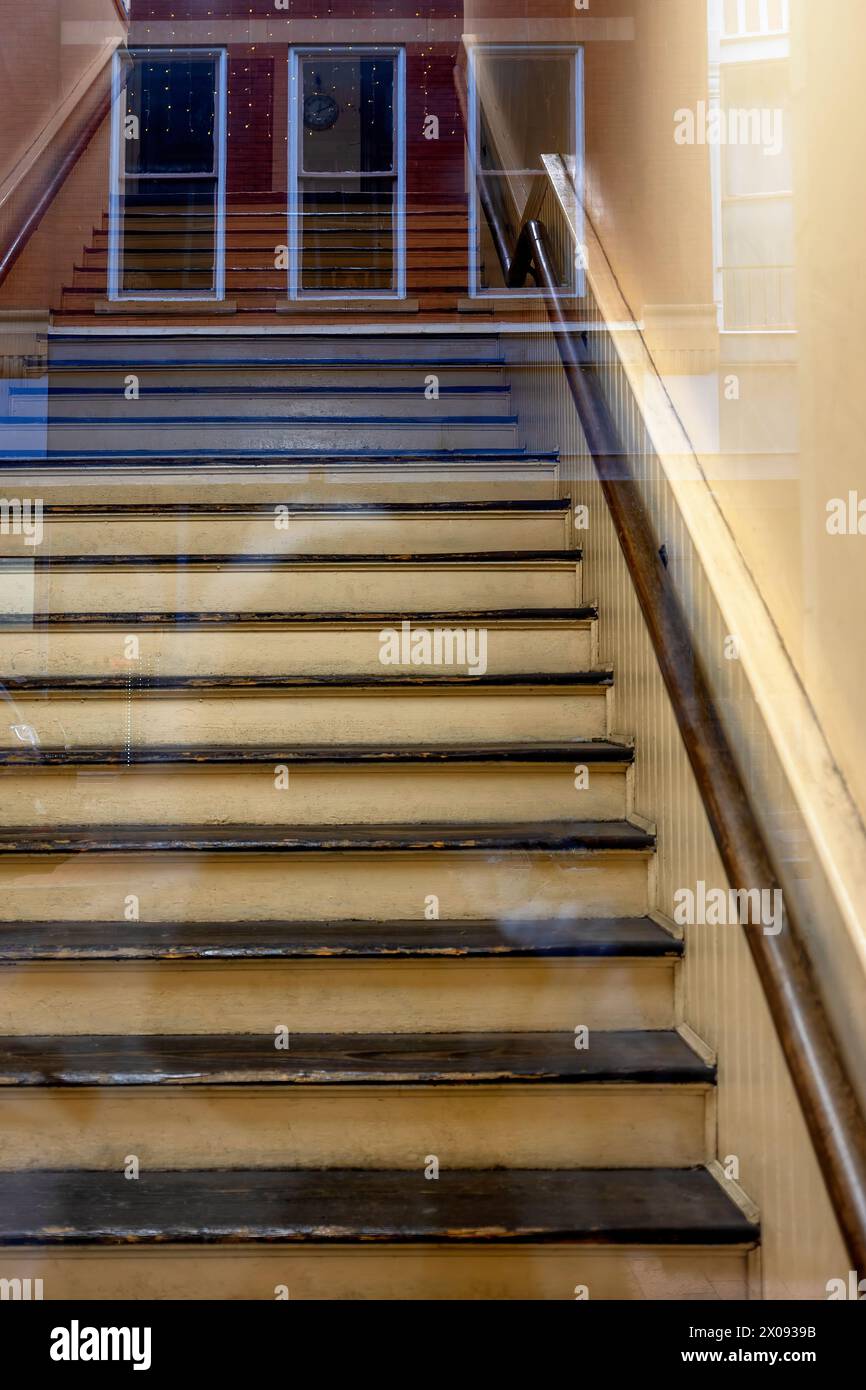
left=0, top=1030, right=711, bottom=1087
left=0, top=605, right=597, bottom=630
left=477, top=192, right=866, bottom=1268
left=36, top=499, right=571, bottom=518
left=0, top=549, right=582, bottom=570
left=0, top=450, right=557, bottom=472
left=0, top=916, right=680, bottom=962
left=0, top=1168, right=757, bottom=1247
left=0, top=670, right=614, bottom=693
left=0, top=820, right=655, bottom=856
left=0, top=739, right=632, bottom=768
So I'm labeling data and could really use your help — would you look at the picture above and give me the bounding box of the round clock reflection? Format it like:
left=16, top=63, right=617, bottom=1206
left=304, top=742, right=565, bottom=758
left=304, top=93, right=340, bottom=131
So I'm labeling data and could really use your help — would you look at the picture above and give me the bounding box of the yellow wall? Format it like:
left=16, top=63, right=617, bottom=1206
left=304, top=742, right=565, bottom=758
left=789, top=0, right=866, bottom=823
left=465, top=0, right=866, bottom=826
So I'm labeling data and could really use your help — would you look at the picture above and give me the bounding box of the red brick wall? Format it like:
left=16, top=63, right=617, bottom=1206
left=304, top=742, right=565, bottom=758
left=132, top=2, right=459, bottom=19
left=227, top=57, right=275, bottom=194
left=129, top=2, right=465, bottom=205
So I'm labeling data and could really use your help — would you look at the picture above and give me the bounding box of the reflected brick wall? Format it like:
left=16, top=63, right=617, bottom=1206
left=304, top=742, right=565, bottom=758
left=129, top=1, right=465, bottom=203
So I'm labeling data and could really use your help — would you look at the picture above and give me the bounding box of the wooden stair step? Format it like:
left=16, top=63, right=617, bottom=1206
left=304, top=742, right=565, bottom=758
left=37, top=409, right=517, bottom=424
left=0, top=1167, right=756, bottom=1246
left=34, top=384, right=504, bottom=397
left=0, top=605, right=596, bottom=630
left=0, top=820, right=654, bottom=856
left=0, top=916, right=679, bottom=962
left=0, top=673, right=613, bottom=744
left=0, top=740, right=630, bottom=769
left=0, top=1030, right=710, bottom=1087
left=0, top=550, right=581, bottom=571
left=63, top=286, right=475, bottom=298
left=46, top=358, right=507, bottom=374
left=1, top=670, right=612, bottom=693
left=0, top=449, right=551, bottom=466
left=29, top=499, right=568, bottom=518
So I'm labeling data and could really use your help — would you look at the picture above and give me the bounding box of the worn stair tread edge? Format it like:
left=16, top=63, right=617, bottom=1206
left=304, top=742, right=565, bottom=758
left=0, top=449, right=557, bottom=465
left=0, top=1030, right=714, bottom=1086
left=0, top=550, right=583, bottom=570
left=28, top=499, right=572, bottom=517
left=0, top=740, right=633, bottom=769
left=0, top=670, right=614, bottom=694
left=0, top=1168, right=757, bottom=1245
left=0, top=916, right=681, bottom=961
left=0, top=606, right=598, bottom=629
left=46, top=359, right=510, bottom=372
left=0, top=820, right=655, bottom=854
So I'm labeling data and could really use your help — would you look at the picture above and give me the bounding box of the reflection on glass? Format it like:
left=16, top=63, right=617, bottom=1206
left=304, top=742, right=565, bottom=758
left=292, top=53, right=401, bottom=297
left=111, top=51, right=224, bottom=299
left=469, top=46, right=581, bottom=294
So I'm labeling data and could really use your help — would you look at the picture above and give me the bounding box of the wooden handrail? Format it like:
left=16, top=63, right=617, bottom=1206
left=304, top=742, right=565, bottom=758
left=478, top=178, right=866, bottom=1271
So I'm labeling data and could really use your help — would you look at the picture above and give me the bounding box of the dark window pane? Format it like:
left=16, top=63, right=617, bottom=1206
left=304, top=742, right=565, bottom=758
left=301, top=59, right=394, bottom=174
left=125, top=59, right=217, bottom=176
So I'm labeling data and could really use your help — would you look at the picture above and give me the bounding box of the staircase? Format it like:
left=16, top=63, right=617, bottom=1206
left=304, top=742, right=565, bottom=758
left=0, top=327, right=759, bottom=1300
left=55, top=198, right=484, bottom=325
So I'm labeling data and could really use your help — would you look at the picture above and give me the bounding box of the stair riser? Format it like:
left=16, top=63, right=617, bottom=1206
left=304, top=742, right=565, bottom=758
left=0, top=472, right=557, bottom=508
left=91, top=233, right=470, bottom=252
left=0, top=1244, right=751, bottom=1300
left=0, top=763, right=626, bottom=827
left=100, top=218, right=466, bottom=235
left=0, top=958, right=672, bottom=1034
left=0, top=1085, right=708, bottom=1170
left=85, top=249, right=471, bottom=267
left=0, top=691, right=609, bottom=749
left=0, top=850, right=651, bottom=921
left=45, top=422, right=520, bottom=453
left=0, top=568, right=580, bottom=616
left=64, top=292, right=466, bottom=312
left=106, top=214, right=462, bottom=225
left=0, top=513, right=565, bottom=557
left=0, top=626, right=592, bottom=677
left=78, top=270, right=468, bottom=291
left=47, top=337, right=500, bottom=367
left=33, top=392, right=510, bottom=422
left=45, top=368, right=506, bottom=391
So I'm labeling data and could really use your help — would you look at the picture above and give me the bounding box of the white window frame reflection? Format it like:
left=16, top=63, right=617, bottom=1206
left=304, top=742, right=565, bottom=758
left=467, top=42, right=585, bottom=300
left=287, top=45, right=407, bottom=301
left=108, top=47, right=228, bottom=303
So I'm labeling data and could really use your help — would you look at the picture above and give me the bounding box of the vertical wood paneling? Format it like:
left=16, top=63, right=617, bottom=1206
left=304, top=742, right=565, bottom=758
left=505, top=263, right=848, bottom=1299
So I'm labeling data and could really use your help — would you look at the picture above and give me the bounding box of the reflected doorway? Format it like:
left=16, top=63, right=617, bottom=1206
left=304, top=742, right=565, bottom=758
left=467, top=44, right=584, bottom=298
left=288, top=47, right=406, bottom=299
left=108, top=48, right=228, bottom=302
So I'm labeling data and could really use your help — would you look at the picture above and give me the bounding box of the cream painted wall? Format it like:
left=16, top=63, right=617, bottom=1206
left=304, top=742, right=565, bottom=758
left=789, top=0, right=866, bottom=825
left=465, top=0, right=866, bottom=826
